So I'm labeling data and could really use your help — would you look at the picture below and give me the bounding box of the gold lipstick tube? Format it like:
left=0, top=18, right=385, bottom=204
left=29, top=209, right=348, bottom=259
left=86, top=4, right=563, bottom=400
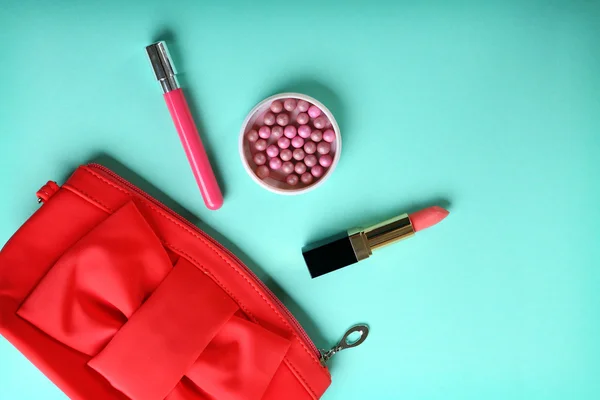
left=349, top=213, right=415, bottom=262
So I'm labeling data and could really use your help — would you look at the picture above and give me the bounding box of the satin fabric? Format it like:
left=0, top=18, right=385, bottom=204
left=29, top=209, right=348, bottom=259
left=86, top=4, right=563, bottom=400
left=16, top=202, right=291, bottom=399
left=0, top=165, right=331, bottom=400
left=17, top=202, right=174, bottom=356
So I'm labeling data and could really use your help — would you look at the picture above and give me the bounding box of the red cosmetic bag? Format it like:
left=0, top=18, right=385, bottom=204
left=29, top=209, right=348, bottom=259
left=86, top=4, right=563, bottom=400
left=0, top=164, right=333, bottom=400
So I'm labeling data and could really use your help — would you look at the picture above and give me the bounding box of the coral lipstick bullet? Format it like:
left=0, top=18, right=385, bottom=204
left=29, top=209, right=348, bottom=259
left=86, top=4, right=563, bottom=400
left=409, top=206, right=450, bottom=232
left=302, top=206, right=449, bottom=278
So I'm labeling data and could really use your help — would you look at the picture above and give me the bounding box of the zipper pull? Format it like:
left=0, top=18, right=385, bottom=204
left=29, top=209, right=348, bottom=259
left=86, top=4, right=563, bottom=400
left=320, top=324, right=369, bottom=365
left=36, top=181, right=60, bottom=204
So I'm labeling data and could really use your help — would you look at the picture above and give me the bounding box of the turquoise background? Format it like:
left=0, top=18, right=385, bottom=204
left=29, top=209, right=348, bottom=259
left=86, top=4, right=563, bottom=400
left=1, top=0, right=599, bottom=399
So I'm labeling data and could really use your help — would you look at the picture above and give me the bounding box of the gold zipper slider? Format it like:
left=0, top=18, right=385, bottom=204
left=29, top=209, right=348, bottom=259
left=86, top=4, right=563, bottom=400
left=320, top=324, right=369, bottom=365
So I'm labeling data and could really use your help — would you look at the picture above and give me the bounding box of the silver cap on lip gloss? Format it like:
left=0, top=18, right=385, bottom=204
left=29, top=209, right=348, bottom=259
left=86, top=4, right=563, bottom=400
left=146, top=41, right=180, bottom=93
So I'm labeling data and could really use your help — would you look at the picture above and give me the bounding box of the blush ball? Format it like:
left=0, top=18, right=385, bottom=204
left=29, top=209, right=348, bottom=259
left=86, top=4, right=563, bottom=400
left=277, top=137, right=290, bottom=149
left=271, top=125, right=283, bottom=139
left=317, top=141, right=331, bottom=155
left=247, top=129, right=259, bottom=142
left=255, top=139, right=267, bottom=151
left=253, top=152, right=267, bottom=165
left=258, top=126, right=271, bottom=139
left=266, top=145, right=280, bottom=158
left=276, top=113, right=290, bottom=126
left=280, top=148, right=293, bottom=161
left=286, top=174, right=299, bottom=186
left=269, top=157, right=283, bottom=170
left=294, top=162, right=307, bottom=175
left=310, top=130, right=323, bottom=142
left=301, top=172, right=313, bottom=185
left=296, top=112, right=309, bottom=125
left=304, top=154, right=317, bottom=167
left=311, top=165, right=324, bottom=178
left=263, top=112, right=275, bottom=126
left=303, top=141, right=316, bottom=154
left=322, top=129, right=335, bottom=143
left=307, top=105, right=321, bottom=118
left=270, top=100, right=283, bottom=113
left=291, top=136, right=305, bottom=149
left=297, top=125, right=311, bottom=138
left=284, top=125, right=297, bottom=139
left=281, top=161, right=295, bottom=174
left=293, top=148, right=305, bottom=161
left=313, top=116, right=328, bottom=129
left=256, top=165, right=270, bottom=179
left=297, top=100, right=310, bottom=112
left=283, top=99, right=297, bottom=111
left=319, top=154, right=333, bottom=168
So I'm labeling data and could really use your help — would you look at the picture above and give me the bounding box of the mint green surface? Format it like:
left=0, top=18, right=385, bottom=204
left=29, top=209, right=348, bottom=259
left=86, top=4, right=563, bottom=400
left=1, top=1, right=600, bottom=399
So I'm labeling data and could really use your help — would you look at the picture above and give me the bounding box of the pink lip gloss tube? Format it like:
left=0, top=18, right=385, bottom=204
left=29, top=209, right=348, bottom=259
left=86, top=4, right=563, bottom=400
left=146, top=41, right=224, bottom=210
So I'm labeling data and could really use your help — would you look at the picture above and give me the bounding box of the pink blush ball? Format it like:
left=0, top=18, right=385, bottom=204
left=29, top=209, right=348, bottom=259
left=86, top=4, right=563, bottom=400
left=304, top=154, right=317, bottom=167
left=303, top=141, right=316, bottom=154
left=247, top=129, right=259, bottom=142
left=277, top=137, right=291, bottom=149
left=296, top=112, right=309, bottom=125
left=266, top=145, right=280, bottom=158
left=286, top=174, right=299, bottom=186
left=276, top=113, right=290, bottom=126
left=284, top=125, right=297, bottom=139
left=307, top=105, right=321, bottom=118
left=322, top=129, right=335, bottom=143
left=280, top=148, right=293, bottom=161
left=271, top=125, right=283, bottom=139
left=297, top=125, right=311, bottom=138
left=255, top=139, right=267, bottom=151
left=253, top=152, right=267, bottom=165
left=294, top=162, right=307, bottom=175
left=313, top=116, right=328, bottom=129
left=291, top=136, right=305, bottom=149
left=317, top=142, right=331, bottom=155
left=311, top=165, right=324, bottom=178
left=258, top=126, right=271, bottom=139
left=281, top=161, right=295, bottom=174
left=297, top=100, right=310, bottom=112
left=263, top=112, right=275, bottom=126
left=319, top=154, right=333, bottom=168
left=293, top=148, right=305, bottom=161
left=269, top=157, right=283, bottom=170
left=301, top=172, right=313, bottom=185
left=310, top=130, right=322, bottom=142
left=256, top=165, right=270, bottom=179
left=270, top=100, right=283, bottom=113
left=283, top=99, right=297, bottom=111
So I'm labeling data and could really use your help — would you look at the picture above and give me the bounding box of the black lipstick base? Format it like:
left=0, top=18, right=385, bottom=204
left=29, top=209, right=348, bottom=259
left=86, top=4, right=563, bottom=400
left=302, top=233, right=358, bottom=278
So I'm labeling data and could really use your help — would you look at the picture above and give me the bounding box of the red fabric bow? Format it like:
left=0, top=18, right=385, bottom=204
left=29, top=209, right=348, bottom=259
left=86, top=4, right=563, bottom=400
left=18, top=202, right=290, bottom=400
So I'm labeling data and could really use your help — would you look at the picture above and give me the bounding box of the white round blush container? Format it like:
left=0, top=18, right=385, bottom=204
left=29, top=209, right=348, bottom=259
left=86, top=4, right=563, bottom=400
left=239, top=93, right=341, bottom=195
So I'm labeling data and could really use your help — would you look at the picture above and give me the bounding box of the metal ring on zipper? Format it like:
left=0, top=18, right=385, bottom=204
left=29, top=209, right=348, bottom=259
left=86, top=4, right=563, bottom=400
left=338, top=324, right=369, bottom=350
left=320, top=324, right=369, bottom=364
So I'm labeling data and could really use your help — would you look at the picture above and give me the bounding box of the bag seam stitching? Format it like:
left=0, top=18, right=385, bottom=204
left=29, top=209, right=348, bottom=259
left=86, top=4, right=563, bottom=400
left=62, top=184, right=112, bottom=213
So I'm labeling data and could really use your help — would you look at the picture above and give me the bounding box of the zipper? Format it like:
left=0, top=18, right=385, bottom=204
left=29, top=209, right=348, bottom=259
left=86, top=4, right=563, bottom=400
left=84, top=164, right=323, bottom=361
left=319, top=324, right=369, bottom=365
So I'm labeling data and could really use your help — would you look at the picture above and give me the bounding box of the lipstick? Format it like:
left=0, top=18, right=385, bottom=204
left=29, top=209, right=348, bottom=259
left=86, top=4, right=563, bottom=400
left=302, top=206, right=449, bottom=278
left=146, top=41, right=224, bottom=210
